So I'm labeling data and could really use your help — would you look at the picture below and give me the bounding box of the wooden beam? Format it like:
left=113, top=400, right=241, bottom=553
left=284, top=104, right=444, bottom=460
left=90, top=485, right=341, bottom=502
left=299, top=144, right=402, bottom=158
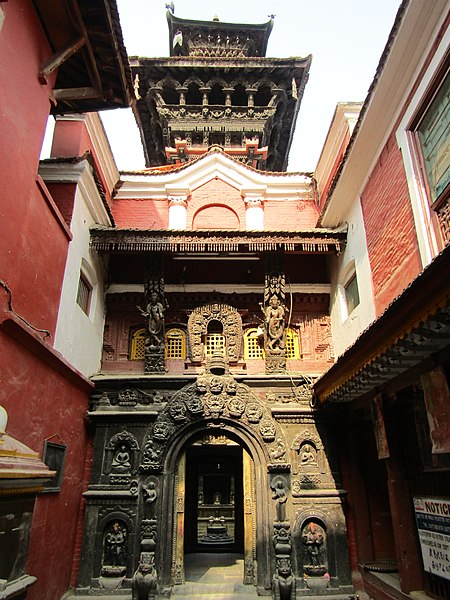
left=53, top=86, right=102, bottom=101
left=39, top=37, right=86, bottom=83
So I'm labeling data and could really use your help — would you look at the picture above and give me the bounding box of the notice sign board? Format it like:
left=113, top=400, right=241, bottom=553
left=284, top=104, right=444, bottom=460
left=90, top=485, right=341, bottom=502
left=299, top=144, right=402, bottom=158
left=414, top=497, right=450, bottom=581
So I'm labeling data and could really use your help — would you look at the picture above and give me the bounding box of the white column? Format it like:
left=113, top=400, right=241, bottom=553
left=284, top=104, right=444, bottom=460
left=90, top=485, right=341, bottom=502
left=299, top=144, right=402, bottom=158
left=168, top=196, right=187, bottom=230
left=244, top=196, right=265, bottom=230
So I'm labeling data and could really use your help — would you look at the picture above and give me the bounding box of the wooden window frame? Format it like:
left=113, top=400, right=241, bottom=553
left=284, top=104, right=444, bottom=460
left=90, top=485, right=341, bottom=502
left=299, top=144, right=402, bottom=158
left=76, top=271, right=92, bottom=315
left=344, top=273, right=360, bottom=316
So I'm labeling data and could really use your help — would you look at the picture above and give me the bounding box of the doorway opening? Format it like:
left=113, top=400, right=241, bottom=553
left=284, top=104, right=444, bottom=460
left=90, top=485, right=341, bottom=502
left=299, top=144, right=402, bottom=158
left=184, top=437, right=244, bottom=554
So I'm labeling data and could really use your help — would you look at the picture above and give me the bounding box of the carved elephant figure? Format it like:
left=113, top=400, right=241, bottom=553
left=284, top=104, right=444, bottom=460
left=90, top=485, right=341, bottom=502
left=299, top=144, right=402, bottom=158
left=131, top=561, right=159, bottom=600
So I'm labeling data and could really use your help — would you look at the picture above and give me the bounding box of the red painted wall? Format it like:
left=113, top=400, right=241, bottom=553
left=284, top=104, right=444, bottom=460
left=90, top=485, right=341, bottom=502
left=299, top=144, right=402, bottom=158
left=193, top=204, right=240, bottom=229
left=51, top=119, right=114, bottom=204
left=0, top=327, right=91, bottom=600
left=360, top=134, right=422, bottom=316
left=0, top=1, right=68, bottom=336
left=0, top=4, right=92, bottom=599
left=265, top=198, right=318, bottom=230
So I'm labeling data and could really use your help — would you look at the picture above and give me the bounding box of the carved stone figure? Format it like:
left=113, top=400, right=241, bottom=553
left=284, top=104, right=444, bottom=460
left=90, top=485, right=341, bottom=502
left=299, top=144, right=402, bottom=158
left=273, top=556, right=296, bottom=600
left=269, top=440, right=287, bottom=461
left=263, top=295, right=286, bottom=350
left=104, top=521, right=127, bottom=567
left=132, top=558, right=159, bottom=600
left=273, top=524, right=291, bottom=555
left=300, top=443, right=317, bottom=466
left=138, top=291, right=166, bottom=350
left=143, top=481, right=157, bottom=505
left=271, top=476, right=288, bottom=522
left=302, top=522, right=326, bottom=573
left=112, top=445, right=131, bottom=473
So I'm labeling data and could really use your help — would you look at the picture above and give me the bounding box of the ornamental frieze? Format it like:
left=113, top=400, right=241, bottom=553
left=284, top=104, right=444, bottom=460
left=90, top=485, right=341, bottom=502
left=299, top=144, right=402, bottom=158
left=141, top=359, right=288, bottom=472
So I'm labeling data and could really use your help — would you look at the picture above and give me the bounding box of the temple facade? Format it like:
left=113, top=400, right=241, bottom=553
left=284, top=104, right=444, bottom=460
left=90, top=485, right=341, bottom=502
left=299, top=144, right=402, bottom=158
left=1, top=2, right=449, bottom=600
left=72, top=10, right=353, bottom=599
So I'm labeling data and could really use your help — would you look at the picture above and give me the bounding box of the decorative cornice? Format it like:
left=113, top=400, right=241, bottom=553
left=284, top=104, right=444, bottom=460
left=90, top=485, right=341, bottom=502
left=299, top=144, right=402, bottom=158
left=90, top=228, right=346, bottom=254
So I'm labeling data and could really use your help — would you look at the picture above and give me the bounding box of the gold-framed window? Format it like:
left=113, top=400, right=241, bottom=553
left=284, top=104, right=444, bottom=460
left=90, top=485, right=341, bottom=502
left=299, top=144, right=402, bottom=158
left=130, top=328, right=146, bottom=360
left=286, top=328, right=300, bottom=360
left=166, top=328, right=187, bottom=359
left=244, top=328, right=264, bottom=359
left=204, top=333, right=225, bottom=357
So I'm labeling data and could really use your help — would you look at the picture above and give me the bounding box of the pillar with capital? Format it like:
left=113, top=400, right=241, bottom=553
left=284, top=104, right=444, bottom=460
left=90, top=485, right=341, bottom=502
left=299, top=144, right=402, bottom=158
left=168, top=195, right=188, bottom=230
left=243, top=194, right=265, bottom=230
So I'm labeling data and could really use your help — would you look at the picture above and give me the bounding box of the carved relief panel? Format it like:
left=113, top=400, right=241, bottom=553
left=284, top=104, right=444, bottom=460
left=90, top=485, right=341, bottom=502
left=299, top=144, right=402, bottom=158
left=187, top=303, right=242, bottom=363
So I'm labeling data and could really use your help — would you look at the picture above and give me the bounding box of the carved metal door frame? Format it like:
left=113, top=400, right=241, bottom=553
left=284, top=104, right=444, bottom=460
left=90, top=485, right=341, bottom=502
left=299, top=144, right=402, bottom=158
left=172, top=451, right=186, bottom=585
left=170, top=438, right=262, bottom=590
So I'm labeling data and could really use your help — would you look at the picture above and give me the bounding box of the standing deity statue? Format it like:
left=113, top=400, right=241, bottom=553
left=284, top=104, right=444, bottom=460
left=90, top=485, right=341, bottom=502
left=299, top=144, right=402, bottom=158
left=138, top=291, right=166, bottom=349
left=261, top=295, right=286, bottom=351
left=104, top=522, right=127, bottom=567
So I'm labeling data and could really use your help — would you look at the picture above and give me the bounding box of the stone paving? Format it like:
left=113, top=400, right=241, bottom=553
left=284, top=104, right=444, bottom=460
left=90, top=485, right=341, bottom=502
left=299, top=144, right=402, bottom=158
left=171, top=553, right=263, bottom=600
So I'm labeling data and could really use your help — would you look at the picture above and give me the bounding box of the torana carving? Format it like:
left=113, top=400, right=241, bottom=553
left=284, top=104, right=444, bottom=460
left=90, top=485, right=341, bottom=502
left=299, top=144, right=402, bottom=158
left=141, top=358, right=288, bottom=472
left=187, top=303, right=242, bottom=362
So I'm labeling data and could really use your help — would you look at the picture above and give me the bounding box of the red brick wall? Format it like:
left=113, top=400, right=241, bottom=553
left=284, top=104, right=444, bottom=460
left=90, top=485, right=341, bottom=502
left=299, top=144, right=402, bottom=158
left=46, top=182, right=77, bottom=226
left=187, top=179, right=245, bottom=229
left=112, top=198, right=169, bottom=229
left=265, top=198, right=318, bottom=230
left=193, top=204, right=240, bottom=229
left=361, top=133, right=422, bottom=316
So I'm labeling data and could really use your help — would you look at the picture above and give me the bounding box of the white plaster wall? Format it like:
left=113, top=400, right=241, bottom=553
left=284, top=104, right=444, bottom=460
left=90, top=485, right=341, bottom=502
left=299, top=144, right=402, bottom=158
left=53, top=169, right=108, bottom=377
left=329, top=199, right=376, bottom=357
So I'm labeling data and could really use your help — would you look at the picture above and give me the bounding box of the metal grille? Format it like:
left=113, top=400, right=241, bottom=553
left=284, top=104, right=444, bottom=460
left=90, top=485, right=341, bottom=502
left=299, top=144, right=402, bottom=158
left=166, top=329, right=186, bottom=359
left=205, top=334, right=225, bottom=357
left=131, top=329, right=146, bottom=360
left=244, top=329, right=264, bottom=359
left=286, top=329, right=299, bottom=359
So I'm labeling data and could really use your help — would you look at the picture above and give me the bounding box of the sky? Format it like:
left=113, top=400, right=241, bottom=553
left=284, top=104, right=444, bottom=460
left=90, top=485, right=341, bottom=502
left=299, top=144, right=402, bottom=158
left=97, top=0, right=402, bottom=173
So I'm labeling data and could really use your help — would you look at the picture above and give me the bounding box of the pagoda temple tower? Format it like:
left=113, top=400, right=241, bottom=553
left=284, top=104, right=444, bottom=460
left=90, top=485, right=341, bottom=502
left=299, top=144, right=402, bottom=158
left=131, top=11, right=311, bottom=171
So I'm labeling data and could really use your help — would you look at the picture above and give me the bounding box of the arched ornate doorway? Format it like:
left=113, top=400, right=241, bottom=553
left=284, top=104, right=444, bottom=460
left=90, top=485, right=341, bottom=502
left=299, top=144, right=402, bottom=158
left=140, top=356, right=290, bottom=595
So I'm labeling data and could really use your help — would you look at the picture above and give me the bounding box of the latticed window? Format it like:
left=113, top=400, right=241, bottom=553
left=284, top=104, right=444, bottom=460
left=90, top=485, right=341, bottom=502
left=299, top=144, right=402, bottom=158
left=244, top=328, right=264, bottom=359
left=286, top=328, right=300, bottom=360
left=204, top=333, right=225, bottom=357
left=76, top=273, right=92, bottom=315
left=166, top=328, right=186, bottom=359
left=130, top=328, right=146, bottom=360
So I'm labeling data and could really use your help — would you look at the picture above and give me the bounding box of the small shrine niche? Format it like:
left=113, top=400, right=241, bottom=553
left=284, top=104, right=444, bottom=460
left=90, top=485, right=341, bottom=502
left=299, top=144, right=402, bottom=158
left=301, top=519, right=328, bottom=577
left=291, top=432, right=324, bottom=477
left=299, top=442, right=318, bottom=467
left=101, top=520, right=128, bottom=577
left=187, top=303, right=243, bottom=364
left=197, top=470, right=236, bottom=546
left=104, top=431, right=139, bottom=483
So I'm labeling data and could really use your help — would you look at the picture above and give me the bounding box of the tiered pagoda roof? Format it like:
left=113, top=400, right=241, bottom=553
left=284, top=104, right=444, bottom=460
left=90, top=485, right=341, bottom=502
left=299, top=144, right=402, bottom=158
left=131, top=11, right=311, bottom=172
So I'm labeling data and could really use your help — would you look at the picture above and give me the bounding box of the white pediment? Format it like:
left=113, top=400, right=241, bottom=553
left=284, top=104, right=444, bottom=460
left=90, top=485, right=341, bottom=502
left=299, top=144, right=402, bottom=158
left=116, top=149, right=312, bottom=200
